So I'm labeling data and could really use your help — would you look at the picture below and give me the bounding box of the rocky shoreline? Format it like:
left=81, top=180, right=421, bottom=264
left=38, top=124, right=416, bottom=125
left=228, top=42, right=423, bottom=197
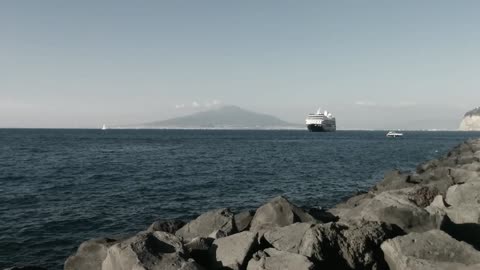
left=7, top=138, right=480, bottom=270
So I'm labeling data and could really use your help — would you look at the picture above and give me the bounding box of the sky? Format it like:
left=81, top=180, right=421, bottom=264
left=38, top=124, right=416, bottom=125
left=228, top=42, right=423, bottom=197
left=1, top=1, right=480, bottom=129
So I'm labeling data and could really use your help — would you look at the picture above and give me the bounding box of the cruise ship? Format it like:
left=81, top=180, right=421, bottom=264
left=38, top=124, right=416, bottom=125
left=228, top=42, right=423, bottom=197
left=305, top=108, right=336, bottom=132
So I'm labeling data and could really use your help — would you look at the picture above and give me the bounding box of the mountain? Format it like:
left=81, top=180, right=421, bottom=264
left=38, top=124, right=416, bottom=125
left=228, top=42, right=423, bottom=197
left=459, top=107, right=480, bottom=131
left=134, top=105, right=301, bottom=129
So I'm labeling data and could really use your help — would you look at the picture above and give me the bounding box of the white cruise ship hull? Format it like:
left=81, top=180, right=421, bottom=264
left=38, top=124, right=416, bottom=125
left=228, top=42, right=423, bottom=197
left=305, top=108, right=336, bottom=132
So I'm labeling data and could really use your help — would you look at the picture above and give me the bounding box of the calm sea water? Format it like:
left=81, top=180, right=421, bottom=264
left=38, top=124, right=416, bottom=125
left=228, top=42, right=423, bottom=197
left=1, top=129, right=479, bottom=269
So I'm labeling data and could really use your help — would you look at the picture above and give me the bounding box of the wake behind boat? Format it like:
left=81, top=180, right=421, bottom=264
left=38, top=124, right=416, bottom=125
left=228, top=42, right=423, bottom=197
left=306, top=108, right=336, bottom=132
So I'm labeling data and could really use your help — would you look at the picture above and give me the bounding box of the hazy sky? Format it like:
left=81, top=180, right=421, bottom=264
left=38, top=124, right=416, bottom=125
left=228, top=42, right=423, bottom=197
left=1, top=1, right=479, bottom=129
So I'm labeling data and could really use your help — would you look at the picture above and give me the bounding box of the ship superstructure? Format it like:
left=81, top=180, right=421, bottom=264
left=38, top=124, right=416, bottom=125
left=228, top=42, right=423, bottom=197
left=305, top=108, right=336, bottom=132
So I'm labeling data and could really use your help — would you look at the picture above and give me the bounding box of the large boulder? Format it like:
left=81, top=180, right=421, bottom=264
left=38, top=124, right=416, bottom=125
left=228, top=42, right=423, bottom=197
left=64, top=237, right=118, bottom=270
left=298, top=220, right=404, bottom=269
left=373, top=170, right=413, bottom=193
left=263, top=223, right=313, bottom=254
left=246, top=248, right=315, bottom=270
left=328, top=192, right=374, bottom=220
left=147, top=219, right=186, bottom=234
left=408, top=167, right=454, bottom=195
left=426, top=194, right=480, bottom=250
left=176, top=208, right=234, bottom=242
left=341, top=187, right=443, bottom=232
left=209, top=231, right=258, bottom=270
left=443, top=182, right=480, bottom=224
left=449, top=167, right=480, bottom=184
left=102, top=231, right=202, bottom=270
left=249, top=196, right=316, bottom=232
left=381, top=230, right=480, bottom=270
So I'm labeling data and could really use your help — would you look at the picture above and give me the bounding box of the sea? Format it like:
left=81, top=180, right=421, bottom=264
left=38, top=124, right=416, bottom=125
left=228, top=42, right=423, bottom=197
left=1, top=129, right=480, bottom=269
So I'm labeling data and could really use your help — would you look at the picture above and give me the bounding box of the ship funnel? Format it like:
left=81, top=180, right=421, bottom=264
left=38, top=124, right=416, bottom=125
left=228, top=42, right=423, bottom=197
left=316, top=108, right=322, bottom=114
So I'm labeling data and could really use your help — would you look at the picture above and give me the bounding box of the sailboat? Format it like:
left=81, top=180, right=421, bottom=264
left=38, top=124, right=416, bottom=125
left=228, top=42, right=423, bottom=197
left=101, top=124, right=107, bottom=130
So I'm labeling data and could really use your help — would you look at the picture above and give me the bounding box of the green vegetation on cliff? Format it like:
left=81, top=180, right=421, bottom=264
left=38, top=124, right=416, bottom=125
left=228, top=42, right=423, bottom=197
left=465, top=107, right=480, bottom=117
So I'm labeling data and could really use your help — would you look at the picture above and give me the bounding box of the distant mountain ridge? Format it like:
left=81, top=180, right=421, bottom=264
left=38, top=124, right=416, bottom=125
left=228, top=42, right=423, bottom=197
left=133, top=105, right=301, bottom=129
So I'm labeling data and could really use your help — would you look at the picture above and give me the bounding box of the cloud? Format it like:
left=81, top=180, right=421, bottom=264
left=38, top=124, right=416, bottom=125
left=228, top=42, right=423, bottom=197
left=355, top=100, right=377, bottom=106
left=204, top=99, right=222, bottom=108
left=0, top=98, right=32, bottom=110
left=354, top=100, right=417, bottom=108
left=175, top=100, right=222, bottom=109
left=396, top=101, right=417, bottom=107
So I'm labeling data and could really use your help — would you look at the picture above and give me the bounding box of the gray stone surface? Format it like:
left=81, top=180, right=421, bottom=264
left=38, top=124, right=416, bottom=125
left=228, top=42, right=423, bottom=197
left=234, top=210, right=254, bottom=232
left=102, top=231, right=202, bottom=270
left=64, top=237, right=118, bottom=270
left=373, top=170, right=413, bottom=192
left=249, top=196, right=316, bottom=232
left=246, top=248, right=315, bottom=270
left=340, top=187, right=443, bottom=232
left=444, top=182, right=480, bottom=224
left=210, top=231, right=258, bottom=270
left=263, top=222, right=313, bottom=254
left=176, top=208, right=234, bottom=242
left=208, top=230, right=227, bottom=240
left=381, top=230, right=480, bottom=270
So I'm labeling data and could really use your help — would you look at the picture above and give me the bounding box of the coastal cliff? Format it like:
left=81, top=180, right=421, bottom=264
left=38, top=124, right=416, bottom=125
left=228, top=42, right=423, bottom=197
left=460, top=107, right=480, bottom=131
left=7, top=139, right=480, bottom=270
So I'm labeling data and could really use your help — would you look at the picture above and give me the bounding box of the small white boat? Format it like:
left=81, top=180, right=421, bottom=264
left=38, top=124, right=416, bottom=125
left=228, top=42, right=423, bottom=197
left=101, top=124, right=107, bottom=130
left=386, top=131, right=403, bottom=138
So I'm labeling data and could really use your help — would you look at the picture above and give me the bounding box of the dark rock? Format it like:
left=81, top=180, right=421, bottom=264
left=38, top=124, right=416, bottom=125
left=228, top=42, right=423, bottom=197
left=299, top=220, right=404, bottom=269
left=249, top=196, right=316, bottom=233
left=64, top=237, right=119, bottom=270
left=307, top=207, right=339, bottom=223
left=441, top=216, right=480, bottom=251
left=234, top=210, right=255, bottom=232
left=185, top=237, right=214, bottom=268
left=176, top=208, right=234, bottom=242
left=147, top=219, right=186, bottom=234
left=408, top=186, right=440, bottom=208
left=3, top=267, right=47, bottom=270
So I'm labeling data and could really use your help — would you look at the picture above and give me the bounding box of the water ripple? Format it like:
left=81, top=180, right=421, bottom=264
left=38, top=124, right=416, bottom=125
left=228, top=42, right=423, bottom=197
left=1, top=129, right=480, bottom=269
